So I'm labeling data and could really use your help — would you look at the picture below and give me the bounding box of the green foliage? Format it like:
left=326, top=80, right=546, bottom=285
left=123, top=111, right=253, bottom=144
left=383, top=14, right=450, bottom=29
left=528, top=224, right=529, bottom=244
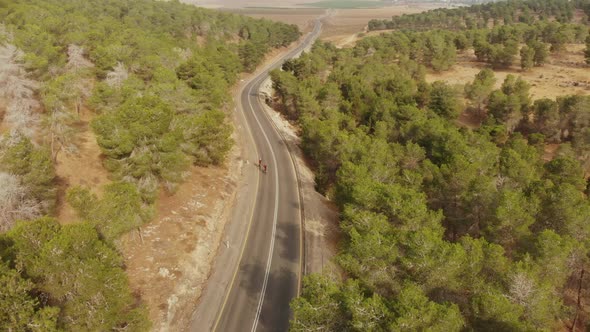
left=279, top=7, right=590, bottom=329
left=490, top=40, right=519, bottom=69
left=465, top=68, right=496, bottom=112
left=0, top=262, right=60, bottom=332
left=67, top=182, right=151, bottom=241
left=0, top=133, right=56, bottom=214
left=92, top=96, right=232, bottom=198
left=180, top=110, right=232, bottom=166
left=369, top=0, right=581, bottom=31
left=239, top=41, right=268, bottom=72
left=3, top=217, right=150, bottom=331
left=487, top=75, right=531, bottom=129
left=530, top=40, right=549, bottom=66
left=428, top=81, right=462, bottom=119
left=176, top=52, right=234, bottom=107
left=425, top=33, right=457, bottom=71
left=290, top=275, right=347, bottom=331
left=391, top=282, right=465, bottom=331
left=520, top=45, right=534, bottom=71
left=1, top=0, right=300, bottom=202
left=0, top=0, right=303, bottom=330
left=531, top=98, right=560, bottom=139
left=92, top=96, right=184, bottom=198
left=291, top=275, right=463, bottom=331
left=371, top=0, right=585, bottom=70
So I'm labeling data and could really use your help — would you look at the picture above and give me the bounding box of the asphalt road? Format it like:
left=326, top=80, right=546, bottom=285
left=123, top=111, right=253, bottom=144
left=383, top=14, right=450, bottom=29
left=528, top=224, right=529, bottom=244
left=191, top=19, right=323, bottom=332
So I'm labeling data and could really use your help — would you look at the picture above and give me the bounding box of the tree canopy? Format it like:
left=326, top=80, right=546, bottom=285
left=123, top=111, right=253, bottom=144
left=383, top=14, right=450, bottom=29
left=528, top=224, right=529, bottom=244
left=270, top=2, right=590, bottom=328
left=0, top=0, right=301, bottom=328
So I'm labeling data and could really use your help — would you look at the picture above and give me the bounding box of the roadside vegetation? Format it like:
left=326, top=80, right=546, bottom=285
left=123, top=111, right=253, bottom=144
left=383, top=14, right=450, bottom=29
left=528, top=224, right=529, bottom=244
left=367, top=2, right=589, bottom=71
left=0, top=0, right=300, bottom=330
left=270, top=0, right=590, bottom=330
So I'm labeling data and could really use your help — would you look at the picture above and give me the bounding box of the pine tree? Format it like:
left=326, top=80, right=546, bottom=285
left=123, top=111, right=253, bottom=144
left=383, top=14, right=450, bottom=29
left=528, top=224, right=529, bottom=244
left=520, top=45, right=534, bottom=71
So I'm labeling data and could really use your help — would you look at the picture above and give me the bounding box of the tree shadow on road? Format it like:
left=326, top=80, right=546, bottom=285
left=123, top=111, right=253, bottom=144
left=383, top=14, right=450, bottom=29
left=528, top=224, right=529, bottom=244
left=237, top=263, right=297, bottom=332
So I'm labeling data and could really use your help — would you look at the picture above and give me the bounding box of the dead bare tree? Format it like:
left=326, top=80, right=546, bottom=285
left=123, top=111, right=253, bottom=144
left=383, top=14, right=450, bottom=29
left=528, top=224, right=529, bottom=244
left=66, top=44, right=94, bottom=72
left=0, top=172, right=41, bottom=232
left=44, top=103, right=77, bottom=161
left=509, top=272, right=535, bottom=306
left=66, top=44, right=94, bottom=115
left=0, top=41, right=40, bottom=137
left=105, top=62, right=129, bottom=88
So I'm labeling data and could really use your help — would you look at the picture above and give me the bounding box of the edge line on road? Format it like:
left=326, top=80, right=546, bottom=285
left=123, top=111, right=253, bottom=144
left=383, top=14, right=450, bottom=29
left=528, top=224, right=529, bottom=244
left=212, top=21, right=322, bottom=331
left=248, top=76, right=281, bottom=332
left=256, top=90, right=305, bottom=294
left=256, top=19, right=324, bottom=296
left=212, top=78, right=261, bottom=332
left=212, top=34, right=305, bottom=331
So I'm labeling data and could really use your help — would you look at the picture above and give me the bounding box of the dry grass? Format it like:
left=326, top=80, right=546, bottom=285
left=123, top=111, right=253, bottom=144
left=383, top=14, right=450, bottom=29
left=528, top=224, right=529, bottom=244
left=223, top=4, right=444, bottom=45
left=54, top=108, right=110, bottom=223
left=320, top=5, right=443, bottom=40
left=119, top=160, right=238, bottom=331
left=224, top=7, right=325, bottom=32
left=426, top=45, right=590, bottom=101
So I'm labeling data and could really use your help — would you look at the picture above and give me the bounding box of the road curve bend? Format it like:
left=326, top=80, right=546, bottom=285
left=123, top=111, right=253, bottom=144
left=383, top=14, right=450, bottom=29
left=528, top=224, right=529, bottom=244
left=188, top=18, right=323, bottom=332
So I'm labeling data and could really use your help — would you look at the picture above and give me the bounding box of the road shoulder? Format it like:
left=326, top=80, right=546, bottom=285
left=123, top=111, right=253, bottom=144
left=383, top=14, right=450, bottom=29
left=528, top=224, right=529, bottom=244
left=186, top=33, right=319, bottom=332
left=259, top=77, right=341, bottom=276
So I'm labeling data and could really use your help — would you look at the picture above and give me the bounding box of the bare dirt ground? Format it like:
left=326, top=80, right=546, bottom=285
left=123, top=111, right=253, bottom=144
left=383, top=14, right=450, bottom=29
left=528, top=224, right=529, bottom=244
left=55, top=108, right=110, bottom=223
left=426, top=45, right=590, bottom=101
left=119, top=152, right=240, bottom=332
left=225, top=7, right=325, bottom=32
left=45, top=102, right=240, bottom=331
left=320, top=5, right=443, bottom=44
left=221, top=4, right=443, bottom=46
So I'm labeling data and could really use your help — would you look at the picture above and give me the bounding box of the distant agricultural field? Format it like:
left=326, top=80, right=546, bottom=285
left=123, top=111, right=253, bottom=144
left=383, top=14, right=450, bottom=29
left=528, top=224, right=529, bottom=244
left=304, top=0, right=385, bottom=8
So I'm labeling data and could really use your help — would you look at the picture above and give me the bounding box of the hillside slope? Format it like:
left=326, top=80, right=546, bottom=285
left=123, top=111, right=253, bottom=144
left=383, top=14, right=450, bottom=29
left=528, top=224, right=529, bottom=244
left=0, top=0, right=300, bottom=330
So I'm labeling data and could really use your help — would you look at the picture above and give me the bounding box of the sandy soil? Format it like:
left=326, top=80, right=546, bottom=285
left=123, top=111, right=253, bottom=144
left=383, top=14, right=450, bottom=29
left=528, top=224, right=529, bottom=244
left=324, top=28, right=394, bottom=48
left=260, top=76, right=341, bottom=276
left=426, top=45, right=590, bottom=101
left=543, top=143, right=560, bottom=162
left=119, top=153, right=240, bottom=332
left=55, top=108, right=110, bottom=223
left=320, top=5, right=443, bottom=41
left=222, top=4, right=442, bottom=46
left=0, top=97, right=9, bottom=133
left=46, top=99, right=239, bottom=331
left=224, top=8, right=325, bottom=32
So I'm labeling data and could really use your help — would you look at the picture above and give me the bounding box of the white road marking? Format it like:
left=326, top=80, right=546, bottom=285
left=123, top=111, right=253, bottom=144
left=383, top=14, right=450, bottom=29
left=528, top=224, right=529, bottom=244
left=248, top=21, right=323, bottom=332
left=247, top=74, right=280, bottom=332
left=212, top=19, right=323, bottom=332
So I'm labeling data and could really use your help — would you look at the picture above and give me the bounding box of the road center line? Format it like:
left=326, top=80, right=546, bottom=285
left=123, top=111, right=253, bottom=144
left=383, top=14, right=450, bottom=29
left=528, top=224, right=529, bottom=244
left=212, top=20, right=322, bottom=332
left=248, top=21, right=323, bottom=332
left=247, top=74, right=280, bottom=332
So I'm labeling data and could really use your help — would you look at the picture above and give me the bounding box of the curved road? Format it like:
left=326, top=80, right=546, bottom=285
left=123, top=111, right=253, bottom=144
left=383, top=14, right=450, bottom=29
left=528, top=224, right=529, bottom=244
left=189, top=18, right=323, bottom=332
